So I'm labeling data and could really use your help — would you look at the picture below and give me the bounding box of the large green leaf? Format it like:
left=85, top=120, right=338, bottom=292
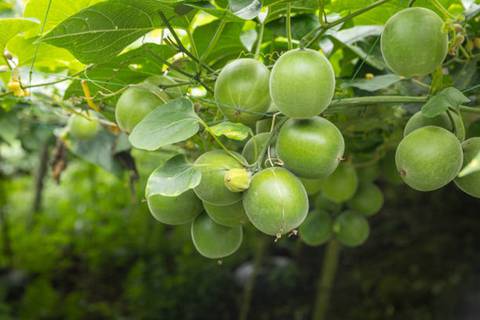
left=129, top=98, right=200, bottom=151
left=0, top=18, right=38, bottom=53
left=41, top=0, right=186, bottom=64
left=422, top=87, right=470, bottom=118
left=145, top=154, right=201, bottom=197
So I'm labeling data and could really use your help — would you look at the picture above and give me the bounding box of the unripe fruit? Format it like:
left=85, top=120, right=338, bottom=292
left=347, top=183, right=384, bottom=216
left=299, top=210, right=333, bottom=246
left=357, top=164, right=380, bottom=183
left=270, top=49, right=335, bottom=118
left=191, top=214, right=243, bottom=259
left=380, top=150, right=403, bottom=185
left=404, top=111, right=465, bottom=141
left=242, top=133, right=271, bottom=164
left=224, top=168, right=251, bottom=192
left=300, top=178, right=324, bottom=196
left=381, top=7, right=448, bottom=77
left=115, top=76, right=176, bottom=132
left=68, top=114, right=100, bottom=140
left=314, top=193, right=342, bottom=213
left=194, top=150, right=245, bottom=206
left=147, top=190, right=202, bottom=225
left=276, top=117, right=344, bottom=178
left=395, top=126, right=463, bottom=191
left=321, top=163, right=358, bottom=203
left=333, top=211, right=370, bottom=247
left=243, top=167, right=308, bottom=236
left=214, top=58, right=270, bottom=125
left=454, top=138, right=480, bottom=198
left=203, top=201, right=248, bottom=227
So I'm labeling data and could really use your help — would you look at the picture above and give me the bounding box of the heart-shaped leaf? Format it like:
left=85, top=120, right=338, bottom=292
left=129, top=98, right=200, bottom=151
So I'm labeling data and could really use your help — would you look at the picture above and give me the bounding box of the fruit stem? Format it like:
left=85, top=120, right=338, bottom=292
left=429, top=0, right=455, bottom=19
left=255, top=20, right=266, bottom=59
left=312, top=240, right=341, bottom=320
left=286, top=4, right=293, bottom=50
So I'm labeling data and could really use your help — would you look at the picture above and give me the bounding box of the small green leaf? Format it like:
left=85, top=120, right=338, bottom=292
left=341, top=74, right=402, bottom=92
left=422, top=87, right=470, bottom=118
left=129, top=98, right=200, bottom=151
left=458, top=150, right=480, bottom=177
left=146, top=154, right=201, bottom=197
left=240, top=29, right=257, bottom=51
left=210, top=121, right=251, bottom=141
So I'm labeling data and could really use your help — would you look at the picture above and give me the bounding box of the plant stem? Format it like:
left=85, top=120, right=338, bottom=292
left=286, top=4, right=293, bottom=50
left=459, top=105, right=480, bottom=114
left=312, top=240, right=341, bottom=320
left=318, top=0, right=326, bottom=25
left=327, top=95, right=428, bottom=110
left=301, top=0, right=393, bottom=48
left=254, top=21, right=265, bottom=59
left=429, top=0, right=454, bottom=19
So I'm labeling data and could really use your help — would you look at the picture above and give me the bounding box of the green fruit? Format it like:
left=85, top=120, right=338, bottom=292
left=203, top=201, right=248, bottom=227
left=321, top=163, right=358, bottom=203
left=214, top=58, right=270, bottom=125
left=194, top=150, right=245, bottom=206
left=380, top=150, right=403, bottom=185
left=333, top=211, right=370, bottom=247
left=256, top=118, right=273, bottom=134
left=381, top=7, right=448, bottom=77
left=404, top=111, right=465, bottom=141
left=242, top=133, right=271, bottom=164
left=243, top=167, right=308, bottom=236
left=191, top=214, right=243, bottom=259
left=276, top=117, right=344, bottom=178
left=357, top=164, right=380, bottom=183
left=396, top=126, right=463, bottom=191
left=347, top=183, right=384, bottom=216
left=147, top=190, right=202, bottom=225
left=68, top=114, right=100, bottom=140
left=300, top=178, right=324, bottom=196
left=115, top=77, right=172, bottom=133
left=299, top=210, right=333, bottom=246
left=454, top=138, right=480, bottom=198
left=270, top=49, right=335, bottom=118
left=314, top=193, right=342, bottom=213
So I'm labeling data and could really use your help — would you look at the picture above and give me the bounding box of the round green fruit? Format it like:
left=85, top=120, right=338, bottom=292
left=68, top=114, right=100, bottom=140
left=333, top=211, right=370, bottom=247
left=191, top=214, right=243, bottom=259
left=347, top=183, right=384, bottom=216
left=321, top=163, right=358, bottom=203
left=203, top=201, right=248, bottom=227
left=242, top=133, right=271, bottom=164
left=454, top=138, right=480, bottom=198
left=395, top=126, right=463, bottom=191
left=270, top=49, right=335, bottom=118
left=357, top=164, right=380, bottom=183
left=381, top=7, right=448, bottom=77
left=299, top=210, right=333, bottom=246
left=276, top=117, right=344, bottom=178
left=147, top=190, right=202, bottom=225
left=194, top=150, right=245, bottom=206
left=314, top=193, right=342, bottom=213
left=380, top=150, right=403, bottom=185
left=404, top=111, right=465, bottom=141
left=243, top=167, right=308, bottom=236
left=115, top=77, right=173, bottom=133
left=214, top=58, right=270, bottom=125
left=300, top=178, right=324, bottom=196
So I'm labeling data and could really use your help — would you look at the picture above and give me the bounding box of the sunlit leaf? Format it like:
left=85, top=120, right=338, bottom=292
left=210, top=121, right=251, bottom=141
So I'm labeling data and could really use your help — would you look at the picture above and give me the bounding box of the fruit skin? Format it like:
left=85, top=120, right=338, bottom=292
left=333, top=211, right=370, bottom=247
left=381, top=7, right=448, bottom=77
left=115, top=76, right=177, bottom=132
left=194, top=150, right=245, bottom=206
left=276, top=117, right=344, bottom=178
left=314, top=193, right=342, bottom=213
left=214, top=58, right=270, bottom=125
left=191, top=214, right=243, bottom=259
left=68, top=114, right=100, bottom=140
left=357, top=164, right=380, bottom=183
left=203, top=201, right=248, bottom=227
left=321, top=162, right=358, bottom=203
left=300, top=178, right=324, bottom=196
left=270, top=49, right=335, bottom=118
left=404, top=111, right=465, bottom=141
left=299, top=210, right=333, bottom=246
left=454, top=138, right=480, bottom=198
left=395, top=126, right=463, bottom=191
left=243, top=167, right=308, bottom=236
left=347, top=183, right=384, bottom=216
left=242, top=133, right=271, bottom=164
left=147, top=190, right=202, bottom=225
left=380, top=150, right=403, bottom=185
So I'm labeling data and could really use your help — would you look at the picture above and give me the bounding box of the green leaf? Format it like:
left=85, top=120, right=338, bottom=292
left=0, top=18, right=38, bottom=53
left=341, top=74, right=402, bottom=92
left=41, top=0, right=186, bottom=64
left=422, top=87, right=470, bottom=118
left=229, top=0, right=261, bottom=20
left=0, top=111, right=19, bottom=144
left=240, top=29, right=257, bottom=51
left=210, top=121, right=251, bottom=141
left=145, top=154, right=201, bottom=197
left=185, top=2, right=244, bottom=22
left=129, top=98, right=200, bottom=151
left=458, top=150, right=480, bottom=177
